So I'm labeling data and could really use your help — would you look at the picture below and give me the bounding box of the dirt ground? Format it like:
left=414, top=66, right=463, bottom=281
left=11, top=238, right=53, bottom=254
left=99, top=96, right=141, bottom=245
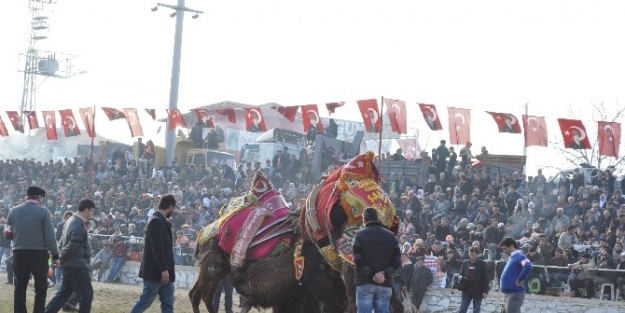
left=0, top=280, right=266, bottom=313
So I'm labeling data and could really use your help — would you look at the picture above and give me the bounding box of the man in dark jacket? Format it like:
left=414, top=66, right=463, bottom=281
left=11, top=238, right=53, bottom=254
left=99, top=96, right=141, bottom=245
left=410, top=256, right=433, bottom=311
left=458, top=246, right=489, bottom=313
left=131, top=194, right=176, bottom=313
left=352, top=207, right=401, bottom=313
left=45, top=198, right=96, bottom=313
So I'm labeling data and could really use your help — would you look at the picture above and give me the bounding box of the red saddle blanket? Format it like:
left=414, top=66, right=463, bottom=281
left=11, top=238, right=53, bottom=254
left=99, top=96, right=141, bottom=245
left=218, top=193, right=291, bottom=262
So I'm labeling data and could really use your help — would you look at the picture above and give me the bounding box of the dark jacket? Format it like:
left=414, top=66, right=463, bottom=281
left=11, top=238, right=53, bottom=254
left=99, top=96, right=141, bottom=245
left=58, top=215, right=91, bottom=269
left=353, top=221, right=401, bottom=287
left=410, top=264, right=433, bottom=294
left=460, top=258, right=489, bottom=298
left=139, top=211, right=175, bottom=282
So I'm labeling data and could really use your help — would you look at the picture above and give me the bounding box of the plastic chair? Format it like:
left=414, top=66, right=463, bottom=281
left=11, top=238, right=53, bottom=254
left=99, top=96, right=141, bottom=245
left=599, top=283, right=615, bottom=301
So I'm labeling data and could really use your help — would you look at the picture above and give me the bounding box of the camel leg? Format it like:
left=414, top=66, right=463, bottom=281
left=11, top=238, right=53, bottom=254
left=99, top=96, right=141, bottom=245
left=189, top=279, right=204, bottom=313
left=201, top=278, right=222, bottom=313
left=239, top=295, right=252, bottom=313
left=390, top=285, right=404, bottom=313
left=341, top=262, right=358, bottom=313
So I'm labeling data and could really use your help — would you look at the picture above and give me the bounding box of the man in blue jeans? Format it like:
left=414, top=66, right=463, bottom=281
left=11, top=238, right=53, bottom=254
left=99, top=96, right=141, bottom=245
left=352, top=208, right=401, bottom=313
left=458, top=246, right=489, bottom=313
left=213, top=276, right=233, bottom=313
left=131, top=194, right=176, bottom=313
left=103, top=237, right=128, bottom=283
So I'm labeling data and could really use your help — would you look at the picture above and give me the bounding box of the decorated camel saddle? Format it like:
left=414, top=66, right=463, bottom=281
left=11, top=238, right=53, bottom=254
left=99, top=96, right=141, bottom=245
left=300, top=151, right=398, bottom=271
left=196, top=172, right=294, bottom=267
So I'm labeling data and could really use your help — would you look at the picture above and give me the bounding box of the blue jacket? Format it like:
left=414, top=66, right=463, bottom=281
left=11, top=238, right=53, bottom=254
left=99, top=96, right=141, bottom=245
left=500, top=250, right=533, bottom=294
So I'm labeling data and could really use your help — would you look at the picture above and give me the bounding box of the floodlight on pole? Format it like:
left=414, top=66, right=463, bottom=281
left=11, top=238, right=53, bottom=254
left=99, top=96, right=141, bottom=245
left=153, top=0, right=203, bottom=166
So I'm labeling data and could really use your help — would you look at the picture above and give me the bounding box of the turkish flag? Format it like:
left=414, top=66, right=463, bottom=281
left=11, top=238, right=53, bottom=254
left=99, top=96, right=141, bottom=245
left=0, top=116, right=8, bottom=137
left=325, top=102, right=345, bottom=115
left=244, top=108, right=267, bottom=133
left=216, top=108, right=237, bottom=123
left=447, top=107, right=471, bottom=145
left=79, top=107, right=96, bottom=137
left=487, top=112, right=522, bottom=134
left=58, top=109, right=81, bottom=137
left=41, top=111, right=58, bottom=140
left=357, top=99, right=381, bottom=133
left=145, top=109, right=157, bottom=120
left=522, top=115, right=548, bottom=147
left=167, top=109, right=187, bottom=130
left=122, top=108, right=144, bottom=137
left=24, top=111, right=39, bottom=130
left=193, top=109, right=214, bottom=128
left=101, top=107, right=126, bottom=121
left=418, top=103, right=443, bottom=131
left=300, top=104, right=324, bottom=133
left=5, top=111, right=23, bottom=133
left=598, top=121, right=621, bottom=158
left=271, top=105, right=299, bottom=123
left=396, top=138, right=420, bottom=158
left=384, top=99, right=407, bottom=134
left=558, top=118, right=591, bottom=149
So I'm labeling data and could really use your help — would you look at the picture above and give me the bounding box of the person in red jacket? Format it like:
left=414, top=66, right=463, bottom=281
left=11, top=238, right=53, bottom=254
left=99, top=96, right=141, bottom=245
left=103, top=236, right=128, bottom=283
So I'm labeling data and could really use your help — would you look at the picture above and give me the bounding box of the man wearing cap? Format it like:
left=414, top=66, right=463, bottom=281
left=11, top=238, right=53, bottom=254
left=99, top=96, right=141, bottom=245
left=409, top=256, right=432, bottom=312
left=567, top=253, right=596, bottom=298
left=352, top=208, right=400, bottom=313
left=45, top=199, right=96, bottom=313
left=616, top=251, right=625, bottom=300
left=4, top=186, right=60, bottom=313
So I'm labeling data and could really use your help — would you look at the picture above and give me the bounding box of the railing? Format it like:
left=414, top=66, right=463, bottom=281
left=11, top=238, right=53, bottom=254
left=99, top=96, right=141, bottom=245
left=87, top=233, right=195, bottom=266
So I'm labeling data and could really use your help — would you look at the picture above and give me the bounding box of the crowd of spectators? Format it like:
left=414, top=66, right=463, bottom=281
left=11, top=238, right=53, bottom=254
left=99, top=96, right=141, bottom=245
left=2, top=138, right=625, bottom=302
left=389, top=140, right=625, bottom=301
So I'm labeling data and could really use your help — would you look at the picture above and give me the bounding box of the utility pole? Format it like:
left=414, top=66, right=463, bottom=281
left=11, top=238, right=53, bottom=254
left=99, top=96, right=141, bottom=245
left=152, top=0, right=203, bottom=166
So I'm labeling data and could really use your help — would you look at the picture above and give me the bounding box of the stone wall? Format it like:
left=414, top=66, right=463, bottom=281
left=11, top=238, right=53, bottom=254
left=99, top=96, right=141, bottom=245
left=403, top=287, right=625, bottom=313
left=91, top=261, right=199, bottom=290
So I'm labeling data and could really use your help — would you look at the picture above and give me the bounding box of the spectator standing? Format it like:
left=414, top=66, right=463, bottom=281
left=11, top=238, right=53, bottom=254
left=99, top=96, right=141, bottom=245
left=213, top=276, right=233, bottom=313
left=5, top=186, right=60, bottom=313
left=499, top=237, right=533, bottom=313
left=130, top=194, right=176, bottom=313
left=458, top=246, right=489, bottom=313
left=352, top=207, right=401, bottom=313
left=0, top=216, right=11, bottom=264
left=45, top=199, right=96, bottom=313
left=410, top=256, right=433, bottom=311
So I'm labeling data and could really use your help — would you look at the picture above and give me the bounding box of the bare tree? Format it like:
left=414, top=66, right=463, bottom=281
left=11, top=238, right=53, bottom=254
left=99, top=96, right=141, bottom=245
left=550, top=101, right=625, bottom=170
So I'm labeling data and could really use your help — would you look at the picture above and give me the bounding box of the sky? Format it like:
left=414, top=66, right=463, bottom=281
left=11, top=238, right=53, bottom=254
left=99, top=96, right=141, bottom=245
left=2, top=0, right=625, bottom=176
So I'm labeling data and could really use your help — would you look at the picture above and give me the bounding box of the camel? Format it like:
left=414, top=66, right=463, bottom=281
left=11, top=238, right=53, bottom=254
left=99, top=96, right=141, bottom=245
left=299, top=151, right=404, bottom=313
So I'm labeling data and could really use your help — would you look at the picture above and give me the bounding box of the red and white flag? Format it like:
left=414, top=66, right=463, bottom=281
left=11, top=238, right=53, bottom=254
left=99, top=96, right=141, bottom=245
left=101, top=107, right=126, bottom=121
left=193, top=109, right=214, bottom=128
left=522, top=115, right=548, bottom=147
left=447, top=107, right=471, bottom=145
left=167, top=109, right=187, bottom=130
left=216, top=108, right=237, bottom=123
left=5, top=111, right=23, bottom=133
left=325, top=102, right=345, bottom=115
left=58, top=109, right=81, bottom=137
left=123, top=108, right=144, bottom=137
left=0, top=116, right=8, bottom=137
left=271, top=105, right=299, bottom=123
left=384, top=99, right=407, bottom=134
left=41, top=111, right=58, bottom=140
left=418, top=103, right=442, bottom=131
left=357, top=99, right=381, bottom=133
left=396, top=138, right=420, bottom=159
left=598, top=121, right=621, bottom=158
left=244, top=108, right=267, bottom=132
left=145, top=109, right=157, bottom=120
left=487, top=112, right=522, bottom=134
left=24, top=111, right=39, bottom=130
left=300, top=104, right=324, bottom=133
left=79, top=107, right=96, bottom=137
left=558, top=118, right=591, bottom=149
